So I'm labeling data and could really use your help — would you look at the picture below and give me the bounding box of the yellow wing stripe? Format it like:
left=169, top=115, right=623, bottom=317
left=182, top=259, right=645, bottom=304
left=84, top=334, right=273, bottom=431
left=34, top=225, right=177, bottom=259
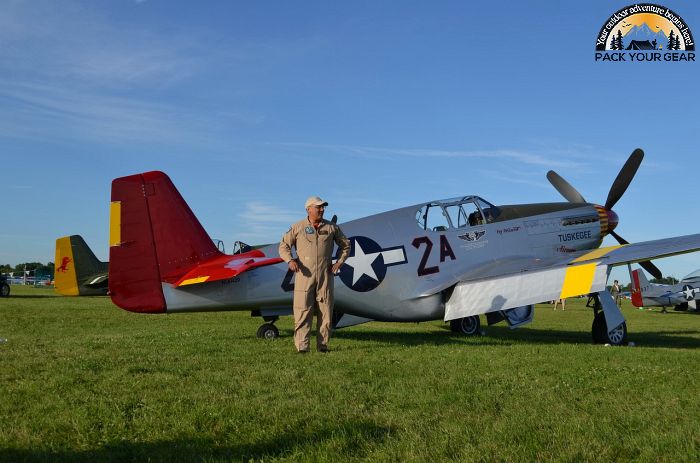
left=560, top=263, right=597, bottom=299
left=179, top=276, right=210, bottom=286
left=570, top=244, right=625, bottom=263
left=109, top=201, right=121, bottom=247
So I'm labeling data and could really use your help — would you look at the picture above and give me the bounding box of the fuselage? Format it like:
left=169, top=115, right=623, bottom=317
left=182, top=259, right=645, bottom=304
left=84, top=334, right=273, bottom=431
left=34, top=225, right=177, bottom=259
left=162, top=196, right=613, bottom=321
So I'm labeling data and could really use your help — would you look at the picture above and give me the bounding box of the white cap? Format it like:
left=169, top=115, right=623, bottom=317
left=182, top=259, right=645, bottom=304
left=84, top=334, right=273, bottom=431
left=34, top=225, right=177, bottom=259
left=305, top=196, right=328, bottom=208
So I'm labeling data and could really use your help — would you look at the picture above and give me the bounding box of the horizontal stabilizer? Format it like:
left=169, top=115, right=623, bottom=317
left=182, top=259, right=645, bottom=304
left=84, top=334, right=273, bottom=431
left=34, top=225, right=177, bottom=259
left=175, top=251, right=283, bottom=287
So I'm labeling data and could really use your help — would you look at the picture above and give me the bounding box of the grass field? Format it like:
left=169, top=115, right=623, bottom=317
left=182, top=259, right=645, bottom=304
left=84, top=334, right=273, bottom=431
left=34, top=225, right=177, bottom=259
left=1, top=286, right=699, bottom=462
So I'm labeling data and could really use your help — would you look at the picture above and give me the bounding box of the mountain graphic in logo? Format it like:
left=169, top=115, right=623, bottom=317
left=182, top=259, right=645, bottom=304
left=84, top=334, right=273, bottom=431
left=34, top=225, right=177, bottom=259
left=623, top=23, right=667, bottom=49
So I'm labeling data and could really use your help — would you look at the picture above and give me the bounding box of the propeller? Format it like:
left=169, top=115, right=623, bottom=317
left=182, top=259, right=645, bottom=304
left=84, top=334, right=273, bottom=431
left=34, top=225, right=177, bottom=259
left=546, top=171, right=587, bottom=203
left=604, top=148, right=643, bottom=210
left=547, top=148, right=662, bottom=279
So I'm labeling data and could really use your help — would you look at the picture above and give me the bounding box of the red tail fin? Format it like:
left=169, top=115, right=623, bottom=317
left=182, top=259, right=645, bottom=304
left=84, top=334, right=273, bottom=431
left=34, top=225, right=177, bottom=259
left=109, top=171, right=221, bottom=313
left=630, top=269, right=643, bottom=307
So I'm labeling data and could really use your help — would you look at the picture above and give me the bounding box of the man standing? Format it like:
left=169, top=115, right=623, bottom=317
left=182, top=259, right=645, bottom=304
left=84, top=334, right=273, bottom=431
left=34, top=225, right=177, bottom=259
left=611, top=280, right=622, bottom=307
left=279, top=196, right=351, bottom=353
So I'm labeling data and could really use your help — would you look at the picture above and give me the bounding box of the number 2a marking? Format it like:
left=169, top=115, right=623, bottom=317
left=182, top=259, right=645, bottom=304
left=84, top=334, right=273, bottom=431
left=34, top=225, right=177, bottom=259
left=412, top=237, right=439, bottom=276
left=412, top=235, right=456, bottom=276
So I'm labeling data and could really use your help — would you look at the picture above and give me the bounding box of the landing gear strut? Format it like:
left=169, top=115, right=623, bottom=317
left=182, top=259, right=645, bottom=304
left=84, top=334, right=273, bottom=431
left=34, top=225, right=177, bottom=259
left=587, top=294, right=627, bottom=345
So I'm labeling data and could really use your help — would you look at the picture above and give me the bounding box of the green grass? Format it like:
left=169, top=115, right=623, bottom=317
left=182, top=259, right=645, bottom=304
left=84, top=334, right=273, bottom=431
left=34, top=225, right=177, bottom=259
left=1, top=286, right=699, bottom=462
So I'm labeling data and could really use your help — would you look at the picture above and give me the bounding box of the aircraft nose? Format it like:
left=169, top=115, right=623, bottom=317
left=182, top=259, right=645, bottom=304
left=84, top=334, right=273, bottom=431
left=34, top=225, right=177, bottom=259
left=594, top=204, right=618, bottom=236
left=605, top=208, right=619, bottom=234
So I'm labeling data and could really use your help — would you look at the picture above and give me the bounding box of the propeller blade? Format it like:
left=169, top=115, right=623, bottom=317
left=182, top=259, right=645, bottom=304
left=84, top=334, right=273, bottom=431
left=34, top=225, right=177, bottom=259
left=610, top=230, right=663, bottom=279
left=605, top=148, right=644, bottom=210
left=546, top=171, right=587, bottom=203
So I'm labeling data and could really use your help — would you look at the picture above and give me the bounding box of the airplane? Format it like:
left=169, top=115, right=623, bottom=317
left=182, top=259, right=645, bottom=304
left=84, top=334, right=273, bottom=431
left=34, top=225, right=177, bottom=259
left=630, top=267, right=700, bottom=311
left=107, top=149, right=700, bottom=346
left=54, top=235, right=109, bottom=296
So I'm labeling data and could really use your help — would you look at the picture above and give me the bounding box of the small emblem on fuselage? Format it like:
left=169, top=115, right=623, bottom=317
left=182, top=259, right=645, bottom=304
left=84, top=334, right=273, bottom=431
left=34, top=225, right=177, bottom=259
left=457, top=230, right=485, bottom=242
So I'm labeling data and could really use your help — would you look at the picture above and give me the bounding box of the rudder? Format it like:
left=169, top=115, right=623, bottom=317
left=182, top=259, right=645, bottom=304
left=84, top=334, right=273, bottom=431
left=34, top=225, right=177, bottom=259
left=54, top=236, right=80, bottom=296
left=109, top=171, right=222, bottom=313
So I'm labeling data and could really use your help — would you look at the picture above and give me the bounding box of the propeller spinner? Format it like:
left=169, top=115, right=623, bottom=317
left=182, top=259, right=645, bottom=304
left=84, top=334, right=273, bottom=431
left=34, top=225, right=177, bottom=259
left=546, top=148, right=662, bottom=279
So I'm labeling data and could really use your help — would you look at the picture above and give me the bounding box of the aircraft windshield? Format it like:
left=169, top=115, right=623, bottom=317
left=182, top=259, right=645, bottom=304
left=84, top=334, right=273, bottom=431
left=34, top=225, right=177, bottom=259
left=415, top=196, right=499, bottom=231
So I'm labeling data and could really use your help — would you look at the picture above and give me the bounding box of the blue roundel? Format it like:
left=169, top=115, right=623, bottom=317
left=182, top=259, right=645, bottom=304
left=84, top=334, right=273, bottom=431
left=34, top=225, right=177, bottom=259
left=336, top=236, right=387, bottom=292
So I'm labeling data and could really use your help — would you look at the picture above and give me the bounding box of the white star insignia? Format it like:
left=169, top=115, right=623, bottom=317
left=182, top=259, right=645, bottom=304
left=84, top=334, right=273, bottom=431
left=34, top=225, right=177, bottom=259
left=343, top=240, right=380, bottom=285
left=682, top=286, right=697, bottom=300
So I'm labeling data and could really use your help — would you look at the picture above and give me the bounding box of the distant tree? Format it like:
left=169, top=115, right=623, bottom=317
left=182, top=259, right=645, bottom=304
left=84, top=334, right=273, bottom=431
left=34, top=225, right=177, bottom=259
left=675, top=35, right=682, bottom=50
left=609, top=36, right=618, bottom=50
left=0, top=264, right=12, bottom=274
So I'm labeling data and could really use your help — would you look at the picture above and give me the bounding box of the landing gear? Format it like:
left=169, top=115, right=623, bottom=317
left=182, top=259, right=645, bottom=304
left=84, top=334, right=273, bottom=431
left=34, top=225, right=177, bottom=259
left=592, top=311, right=627, bottom=345
left=256, top=315, right=280, bottom=339
left=450, top=316, right=481, bottom=336
left=587, top=294, right=627, bottom=346
left=0, top=282, right=9, bottom=297
left=256, top=323, right=279, bottom=339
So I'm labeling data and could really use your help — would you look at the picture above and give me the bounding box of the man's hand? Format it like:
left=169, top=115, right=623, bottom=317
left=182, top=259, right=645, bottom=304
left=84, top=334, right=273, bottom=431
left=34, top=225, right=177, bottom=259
left=288, top=260, right=300, bottom=272
left=331, top=262, right=343, bottom=274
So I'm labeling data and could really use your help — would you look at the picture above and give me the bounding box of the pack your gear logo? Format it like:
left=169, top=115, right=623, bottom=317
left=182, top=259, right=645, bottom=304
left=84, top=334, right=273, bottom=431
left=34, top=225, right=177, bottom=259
left=595, top=3, right=695, bottom=62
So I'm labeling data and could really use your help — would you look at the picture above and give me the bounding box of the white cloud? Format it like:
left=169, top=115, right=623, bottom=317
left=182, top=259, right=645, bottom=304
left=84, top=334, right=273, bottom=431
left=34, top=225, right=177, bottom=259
left=275, top=142, right=586, bottom=169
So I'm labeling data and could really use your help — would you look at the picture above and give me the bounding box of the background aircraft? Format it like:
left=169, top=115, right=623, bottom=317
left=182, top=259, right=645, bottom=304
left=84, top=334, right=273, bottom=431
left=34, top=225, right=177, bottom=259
left=53, top=235, right=234, bottom=297
left=54, top=235, right=109, bottom=296
left=630, top=267, right=700, bottom=311
left=107, top=149, right=700, bottom=346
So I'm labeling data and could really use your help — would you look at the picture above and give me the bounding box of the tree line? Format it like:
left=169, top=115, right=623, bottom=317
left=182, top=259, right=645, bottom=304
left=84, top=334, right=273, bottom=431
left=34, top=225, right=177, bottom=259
left=1, top=262, right=55, bottom=278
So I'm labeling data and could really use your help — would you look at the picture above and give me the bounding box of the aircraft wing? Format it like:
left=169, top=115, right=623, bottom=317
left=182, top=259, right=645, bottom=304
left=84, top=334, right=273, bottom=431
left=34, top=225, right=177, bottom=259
left=174, top=252, right=283, bottom=287
left=444, top=233, right=700, bottom=321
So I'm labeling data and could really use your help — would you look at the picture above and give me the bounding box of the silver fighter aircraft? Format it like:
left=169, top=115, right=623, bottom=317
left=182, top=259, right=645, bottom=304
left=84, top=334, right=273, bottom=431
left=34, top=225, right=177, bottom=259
left=630, top=267, right=700, bottom=311
left=107, top=149, right=700, bottom=345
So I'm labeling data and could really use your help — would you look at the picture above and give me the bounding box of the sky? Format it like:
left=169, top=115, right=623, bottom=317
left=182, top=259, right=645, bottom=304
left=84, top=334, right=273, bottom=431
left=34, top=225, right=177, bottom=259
left=1, top=0, right=699, bottom=284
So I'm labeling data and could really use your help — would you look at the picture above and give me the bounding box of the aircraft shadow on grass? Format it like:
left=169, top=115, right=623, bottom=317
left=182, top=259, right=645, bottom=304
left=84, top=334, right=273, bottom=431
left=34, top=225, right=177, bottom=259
left=329, top=324, right=700, bottom=349
left=0, top=419, right=390, bottom=462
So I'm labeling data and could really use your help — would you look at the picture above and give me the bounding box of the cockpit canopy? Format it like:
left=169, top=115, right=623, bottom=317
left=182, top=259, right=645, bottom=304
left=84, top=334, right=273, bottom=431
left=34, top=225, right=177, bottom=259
left=416, top=196, right=500, bottom=232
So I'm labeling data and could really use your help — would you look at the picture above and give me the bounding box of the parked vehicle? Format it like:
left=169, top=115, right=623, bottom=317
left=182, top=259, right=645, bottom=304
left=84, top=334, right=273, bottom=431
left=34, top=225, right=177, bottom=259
left=0, top=275, right=10, bottom=297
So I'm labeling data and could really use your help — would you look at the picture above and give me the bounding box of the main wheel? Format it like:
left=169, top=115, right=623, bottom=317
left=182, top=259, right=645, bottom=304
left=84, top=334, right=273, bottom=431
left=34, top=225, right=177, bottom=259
left=0, top=283, right=9, bottom=297
left=592, top=312, right=627, bottom=346
left=450, top=316, right=481, bottom=336
left=256, top=323, right=279, bottom=339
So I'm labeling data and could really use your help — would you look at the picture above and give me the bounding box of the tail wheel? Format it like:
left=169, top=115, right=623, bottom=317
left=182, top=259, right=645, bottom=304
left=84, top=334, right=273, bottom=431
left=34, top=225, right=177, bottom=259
left=450, top=316, right=481, bottom=336
left=592, top=312, right=627, bottom=345
left=256, top=323, right=279, bottom=339
left=0, top=283, right=9, bottom=297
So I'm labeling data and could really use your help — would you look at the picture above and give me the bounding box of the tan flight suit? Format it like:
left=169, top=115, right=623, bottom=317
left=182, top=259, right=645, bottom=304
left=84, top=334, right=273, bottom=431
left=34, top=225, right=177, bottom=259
left=279, top=218, right=351, bottom=352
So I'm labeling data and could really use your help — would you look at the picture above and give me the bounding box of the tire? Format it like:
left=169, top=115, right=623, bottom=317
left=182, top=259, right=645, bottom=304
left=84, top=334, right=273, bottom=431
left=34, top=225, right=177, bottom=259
left=0, top=283, right=9, bottom=297
left=256, top=323, right=279, bottom=339
left=450, top=316, right=481, bottom=336
left=592, top=312, right=627, bottom=345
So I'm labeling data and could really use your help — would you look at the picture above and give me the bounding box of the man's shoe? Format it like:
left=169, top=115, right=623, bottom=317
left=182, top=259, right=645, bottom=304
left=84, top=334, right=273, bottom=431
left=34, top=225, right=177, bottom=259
left=297, top=349, right=310, bottom=354
left=318, top=346, right=329, bottom=353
